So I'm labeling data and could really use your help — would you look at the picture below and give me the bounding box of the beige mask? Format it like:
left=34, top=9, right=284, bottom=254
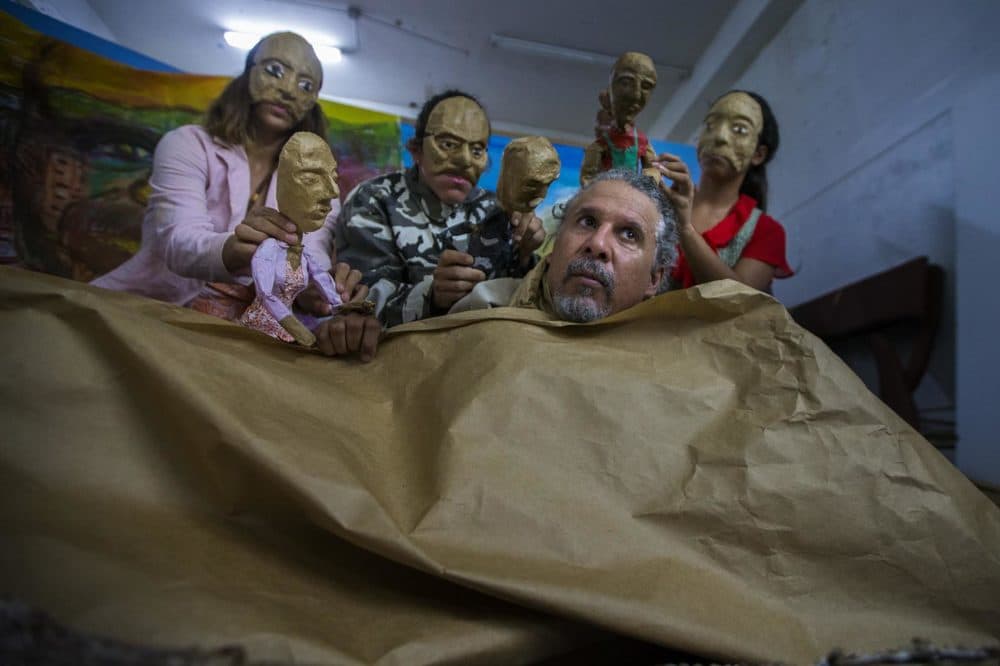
left=696, top=92, right=764, bottom=176
left=248, top=32, right=323, bottom=125
left=277, top=132, right=339, bottom=233
left=420, top=96, right=490, bottom=186
left=496, top=137, right=561, bottom=213
left=608, top=52, right=657, bottom=129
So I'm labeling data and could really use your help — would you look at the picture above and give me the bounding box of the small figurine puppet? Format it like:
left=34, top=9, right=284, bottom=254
left=580, top=52, right=658, bottom=186
left=238, top=132, right=343, bottom=346
left=460, top=136, right=560, bottom=276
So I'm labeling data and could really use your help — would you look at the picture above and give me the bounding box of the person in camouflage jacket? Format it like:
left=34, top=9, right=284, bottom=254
left=333, top=90, right=544, bottom=328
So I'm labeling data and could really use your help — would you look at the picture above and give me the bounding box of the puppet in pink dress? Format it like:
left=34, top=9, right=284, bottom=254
left=238, top=132, right=342, bottom=346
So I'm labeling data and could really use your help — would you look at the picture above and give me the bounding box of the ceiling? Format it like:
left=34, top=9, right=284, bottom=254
left=41, top=0, right=800, bottom=144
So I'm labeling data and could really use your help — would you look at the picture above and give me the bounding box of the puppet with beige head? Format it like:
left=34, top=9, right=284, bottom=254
left=238, top=132, right=344, bottom=346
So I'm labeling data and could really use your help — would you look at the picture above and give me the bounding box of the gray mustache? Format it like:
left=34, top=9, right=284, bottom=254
left=565, top=257, right=614, bottom=293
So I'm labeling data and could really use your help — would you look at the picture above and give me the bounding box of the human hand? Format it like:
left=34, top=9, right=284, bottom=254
left=315, top=313, right=381, bottom=362
left=222, top=207, right=299, bottom=274
left=279, top=315, right=317, bottom=348
left=296, top=262, right=369, bottom=316
left=510, top=211, right=545, bottom=267
left=432, top=249, right=485, bottom=310
left=332, top=262, right=369, bottom=302
left=651, top=153, right=695, bottom=230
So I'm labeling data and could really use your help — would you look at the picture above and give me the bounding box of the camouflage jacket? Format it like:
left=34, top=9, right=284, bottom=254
left=335, top=166, right=522, bottom=327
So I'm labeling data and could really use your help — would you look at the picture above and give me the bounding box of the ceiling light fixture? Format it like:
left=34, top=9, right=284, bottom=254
left=489, top=33, right=690, bottom=77
left=224, top=30, right=343, bottom=63
left=222, top=6, right=362, bottom=64
left=223, top=31, right=260, bottom=50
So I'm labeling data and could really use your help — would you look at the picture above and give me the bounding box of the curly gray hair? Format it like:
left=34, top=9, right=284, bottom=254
left=555, top=168, right=679, bottom=292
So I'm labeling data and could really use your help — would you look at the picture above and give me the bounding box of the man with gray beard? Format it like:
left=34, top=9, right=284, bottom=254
left=500, top=168, right=682, bottom=321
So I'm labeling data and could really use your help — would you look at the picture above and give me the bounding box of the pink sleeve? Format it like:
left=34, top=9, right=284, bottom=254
left=252, top=240, right=294, bottom=322
left=146, top=128, right=235, bottom=282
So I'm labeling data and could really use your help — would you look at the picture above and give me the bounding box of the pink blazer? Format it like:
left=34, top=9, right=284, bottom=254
left=92, top=125, right=336, bottom=305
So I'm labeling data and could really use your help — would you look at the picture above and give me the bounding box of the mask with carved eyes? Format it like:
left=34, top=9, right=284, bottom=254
left=608, top=52, right=657, bottom=129
left=248, top=32, right=323, bottom=124
left=419, top=96, right=491, bottom=184
left=696, top=92, right=764, bottom=176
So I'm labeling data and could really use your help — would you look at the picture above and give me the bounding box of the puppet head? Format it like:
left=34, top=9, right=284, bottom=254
left=496, top=137, right=561, bottom=214
left=277, top=132, right=339, bottom=234
left=607, top=52, right=657, bottom=130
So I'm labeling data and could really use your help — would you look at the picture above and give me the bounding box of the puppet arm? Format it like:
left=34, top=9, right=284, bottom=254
left=579, top=141, right=604, bottom=187
left=640, top=144, right=661, bottom=181
left=304, top=247, right=344, bottom=309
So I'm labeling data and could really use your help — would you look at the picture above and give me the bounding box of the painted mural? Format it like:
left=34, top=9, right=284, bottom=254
left=0, top=9, right=400, bottom=281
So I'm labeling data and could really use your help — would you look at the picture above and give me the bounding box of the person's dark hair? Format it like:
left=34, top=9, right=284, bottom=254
left=204, top=35, right=328, bottom=147
left=406, top=89, right=489, bottom=153
left=717, top=90, right=779, bottom=211
left=555, top=168, right=679, bottom=293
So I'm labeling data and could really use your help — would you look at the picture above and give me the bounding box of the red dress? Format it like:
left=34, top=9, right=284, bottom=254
left=671, top=194, right=793, bottom=289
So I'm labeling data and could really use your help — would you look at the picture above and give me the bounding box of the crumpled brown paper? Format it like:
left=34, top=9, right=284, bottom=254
left=1, top=266, right=998, bottom=664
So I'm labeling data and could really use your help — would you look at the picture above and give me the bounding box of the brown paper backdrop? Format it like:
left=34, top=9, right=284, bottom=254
left=1, top=266, right=998, bottom=663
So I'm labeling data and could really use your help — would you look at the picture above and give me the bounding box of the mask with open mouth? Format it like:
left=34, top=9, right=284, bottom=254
left=420, top=96, right=490, bottom=186
left=696, top=92, right=764, bottom=176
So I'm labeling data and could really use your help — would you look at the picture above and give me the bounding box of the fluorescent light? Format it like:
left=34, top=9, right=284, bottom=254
left=223, top=30, right=344, bottom=63
left=314, top=45, right=342, bottom=63
left=490, top=33, right=690, bottom=77
left=224, top=31, right=260, bottom=50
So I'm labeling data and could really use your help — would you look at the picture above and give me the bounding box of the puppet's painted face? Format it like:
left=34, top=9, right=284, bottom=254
left=248, top=33, right=322, bottom=131
left=414, top=96, right=490, bottom=205
left=696, top=92, right=765, bottom=177
left=608, top=53, right=657, bottom=129
left=277, top=132, right=339, bottom=233
left=496, top=137, right=561, bottom=213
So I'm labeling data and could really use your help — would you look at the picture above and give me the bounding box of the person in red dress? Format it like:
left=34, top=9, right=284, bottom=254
left=653, top=90, right=793, bottom=292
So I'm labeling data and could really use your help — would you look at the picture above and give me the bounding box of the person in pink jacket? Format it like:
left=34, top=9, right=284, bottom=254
left=92, top=32, right=363, bottom=320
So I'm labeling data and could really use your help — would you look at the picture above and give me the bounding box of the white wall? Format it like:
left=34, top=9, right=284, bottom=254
left=724, top=0, right=1000, bottom=482
left=954, top=74, right=1000, bottom=486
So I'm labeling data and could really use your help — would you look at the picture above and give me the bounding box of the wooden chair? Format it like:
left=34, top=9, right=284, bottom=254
left=789, top=257, right=945, bottom=431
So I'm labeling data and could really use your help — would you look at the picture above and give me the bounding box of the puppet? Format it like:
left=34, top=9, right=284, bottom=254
left=496, top=136, right=561, bottom=215
left=580, top=52, right=659, bottom=186
left=238, top=132, right=343, bottom=346
left=461, top=136, right=560, bottom=276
